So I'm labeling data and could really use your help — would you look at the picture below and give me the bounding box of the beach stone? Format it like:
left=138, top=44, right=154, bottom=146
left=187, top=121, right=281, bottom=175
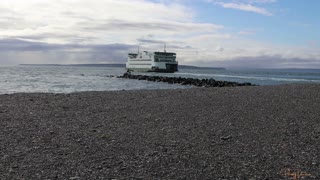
left=69, top=176, right=80, bottom=180
left=1, top=84, right=319, bottom=179
left=220, top=135, right=232, bottom=141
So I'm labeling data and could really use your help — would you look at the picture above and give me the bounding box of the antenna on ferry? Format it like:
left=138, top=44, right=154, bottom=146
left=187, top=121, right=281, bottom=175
left=138, top=45, right=140, bottom=54
left=164, top=43, right=166, bottom=52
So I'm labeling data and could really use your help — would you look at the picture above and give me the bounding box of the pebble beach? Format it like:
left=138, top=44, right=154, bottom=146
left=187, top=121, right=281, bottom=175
left=0, top=84, right=319, bottom=179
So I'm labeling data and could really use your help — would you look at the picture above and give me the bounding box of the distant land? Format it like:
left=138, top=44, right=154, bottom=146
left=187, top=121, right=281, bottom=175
left=20, top=64, right=226, bottom=70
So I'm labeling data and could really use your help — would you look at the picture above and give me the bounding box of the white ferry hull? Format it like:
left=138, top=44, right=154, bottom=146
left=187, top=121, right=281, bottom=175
left=126, top=51, right=178, bottom=73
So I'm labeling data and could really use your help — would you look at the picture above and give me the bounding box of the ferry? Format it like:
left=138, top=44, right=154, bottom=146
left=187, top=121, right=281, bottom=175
left=126, top=48, right=178, bottom=73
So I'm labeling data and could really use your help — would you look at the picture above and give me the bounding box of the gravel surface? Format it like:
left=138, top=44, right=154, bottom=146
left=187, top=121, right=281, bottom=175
left=0, top=84, right=319, bottom=179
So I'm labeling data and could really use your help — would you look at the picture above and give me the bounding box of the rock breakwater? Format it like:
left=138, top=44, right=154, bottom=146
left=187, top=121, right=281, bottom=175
left=119, top=73, right=255, bottom=87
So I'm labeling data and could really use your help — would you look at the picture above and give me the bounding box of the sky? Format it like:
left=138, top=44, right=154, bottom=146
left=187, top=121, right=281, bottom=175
left=0, top=0, right=319, bottom=68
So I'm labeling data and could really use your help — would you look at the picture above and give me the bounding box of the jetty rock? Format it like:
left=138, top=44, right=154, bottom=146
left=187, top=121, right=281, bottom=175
left=119, top=73, right=255, bottom=88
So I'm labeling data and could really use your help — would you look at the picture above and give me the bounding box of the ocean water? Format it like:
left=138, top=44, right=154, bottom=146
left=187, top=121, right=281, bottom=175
left=0, top=65, right=320, bottom=94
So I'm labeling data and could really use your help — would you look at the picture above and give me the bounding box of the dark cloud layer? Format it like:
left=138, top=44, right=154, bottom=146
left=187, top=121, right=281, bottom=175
left=0, top=38, right=319, bottom=69
left=0, top=39, right=67, bottom=51
left=136, top=38, right=165, bottom=44
left=0, top=38, right=134, bottom=64
left=198, top=55, right=320, bottom=69
left=80, top=19, right=218, bottom=32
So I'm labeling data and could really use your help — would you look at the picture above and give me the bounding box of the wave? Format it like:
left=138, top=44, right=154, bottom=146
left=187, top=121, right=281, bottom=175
left=175, top=72, right=320, bottom=83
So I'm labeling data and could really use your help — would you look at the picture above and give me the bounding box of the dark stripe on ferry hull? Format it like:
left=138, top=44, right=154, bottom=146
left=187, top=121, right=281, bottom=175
left=128, top=63, right=178, bottom=73
left=127, top=69, right=178, bottom=73
left=147, top=69, right=177, bottom=73
left=149, top=64, right=178, bottom=73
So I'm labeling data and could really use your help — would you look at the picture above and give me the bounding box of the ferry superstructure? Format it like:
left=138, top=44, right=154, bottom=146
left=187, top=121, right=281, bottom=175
left=126, top=50, right=178, bottom=73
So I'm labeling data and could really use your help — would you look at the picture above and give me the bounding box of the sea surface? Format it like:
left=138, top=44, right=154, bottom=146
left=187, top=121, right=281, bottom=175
left=0, top=65, right=320, bottom=94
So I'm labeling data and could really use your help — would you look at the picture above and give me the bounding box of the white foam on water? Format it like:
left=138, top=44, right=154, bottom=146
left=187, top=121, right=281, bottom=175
left=175, top=72, right=320, bottom=83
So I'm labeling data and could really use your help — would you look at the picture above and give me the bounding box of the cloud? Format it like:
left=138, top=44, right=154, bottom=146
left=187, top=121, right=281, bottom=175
left=217, top=2, right=272, bottom=16
left=238, top=30, right=257, bottom=35
left=0, top=0, right=228, bottom=65
left=248, top=0, right=277, bottom=4
left=0, top=0, right=222, bottom=46
left=207, top=0, right=274, bottom=16
left=208, top=0, right=276, bottom=4
left=175, top=33, right=320, bottom=68
left=198, top=55, right=320, bottom=69
left=0, top=0, right=319, bottom=69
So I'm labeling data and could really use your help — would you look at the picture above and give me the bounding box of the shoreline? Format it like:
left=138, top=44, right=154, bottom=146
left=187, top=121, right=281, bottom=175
left=1, top=84, right=319, bottom=179
left=0, top=82, right=317, bottom=96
